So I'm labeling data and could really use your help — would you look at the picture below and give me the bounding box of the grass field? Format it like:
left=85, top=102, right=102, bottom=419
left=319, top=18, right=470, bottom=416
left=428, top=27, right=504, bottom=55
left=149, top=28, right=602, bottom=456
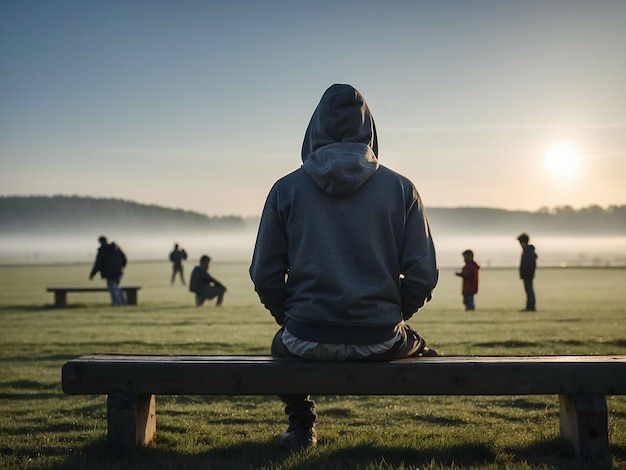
left=1, top=262, right=625, bottom=469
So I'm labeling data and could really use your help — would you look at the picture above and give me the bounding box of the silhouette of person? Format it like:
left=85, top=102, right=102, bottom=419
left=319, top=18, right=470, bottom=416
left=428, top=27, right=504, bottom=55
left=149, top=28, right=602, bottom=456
left=455, top=249, right=480, bottom=311
left=517, top=233, right=537, bottom=311
left=89, top=235, right=127, bottom=306
left=189, top=255, right=226, bottom=306
left=250, top=84, right=438, bottom=451
left=169, top=243, right=188, bottom=285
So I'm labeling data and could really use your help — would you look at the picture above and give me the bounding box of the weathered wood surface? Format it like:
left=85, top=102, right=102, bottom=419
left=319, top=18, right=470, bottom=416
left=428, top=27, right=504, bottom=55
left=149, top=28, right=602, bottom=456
left=62, top=354, right=626, bottom=396
left=106, top=392, right=155, bottom=456
left=46, top=286, right=141, bottom=306
left=559, top=394, right=609, bottom=462
left=47, top=286, right=142, bottom=293
left=62, top=354, right=625, bottom=463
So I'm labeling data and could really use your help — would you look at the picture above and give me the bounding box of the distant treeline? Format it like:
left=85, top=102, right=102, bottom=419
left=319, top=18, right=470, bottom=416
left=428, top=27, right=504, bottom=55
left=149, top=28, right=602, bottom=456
left=426, top=205, right=626, bottom=236
left=1, top=196, right=625, bottom=236
left=0, top=196, right=247, bottom=234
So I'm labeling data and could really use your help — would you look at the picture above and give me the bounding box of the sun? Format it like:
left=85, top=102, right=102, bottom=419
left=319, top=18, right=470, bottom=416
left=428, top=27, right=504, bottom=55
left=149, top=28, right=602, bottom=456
left=544, top=141, right=582, bottom=178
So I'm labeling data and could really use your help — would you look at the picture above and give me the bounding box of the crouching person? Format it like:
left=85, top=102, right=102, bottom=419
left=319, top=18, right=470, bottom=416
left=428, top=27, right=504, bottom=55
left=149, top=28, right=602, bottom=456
left=189, top=255, right=226, bottom=306
left=249, top=84, right=439, bottom=451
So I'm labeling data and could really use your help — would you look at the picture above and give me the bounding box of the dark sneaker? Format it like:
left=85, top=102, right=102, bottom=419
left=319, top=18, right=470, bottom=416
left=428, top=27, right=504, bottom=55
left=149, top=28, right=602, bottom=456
left=420, top=347, right=439, bottom=357
left=279, top=424, right=317, bottom=451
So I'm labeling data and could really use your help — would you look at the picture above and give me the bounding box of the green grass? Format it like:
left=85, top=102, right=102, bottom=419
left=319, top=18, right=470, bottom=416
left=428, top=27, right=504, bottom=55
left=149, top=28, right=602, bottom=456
left=1, top=262, right=625, bottom=469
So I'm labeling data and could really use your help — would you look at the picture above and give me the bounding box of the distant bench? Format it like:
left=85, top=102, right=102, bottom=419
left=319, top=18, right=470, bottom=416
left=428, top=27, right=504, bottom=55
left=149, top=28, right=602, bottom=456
left=61, top=354, right=626, bottom=463
left=47, top=286, right=141, bottom=307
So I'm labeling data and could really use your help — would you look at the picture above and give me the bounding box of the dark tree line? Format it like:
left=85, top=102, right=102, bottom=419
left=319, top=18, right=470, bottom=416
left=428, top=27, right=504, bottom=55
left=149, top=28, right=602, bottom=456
left=426, top=205, right=626, bottom=236
left=0, top=196, right=245, bottom=233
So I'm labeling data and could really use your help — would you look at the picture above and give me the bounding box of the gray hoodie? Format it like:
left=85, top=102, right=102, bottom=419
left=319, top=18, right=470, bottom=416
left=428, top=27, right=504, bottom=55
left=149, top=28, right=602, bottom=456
left=250, top=84, right=438, bottom=345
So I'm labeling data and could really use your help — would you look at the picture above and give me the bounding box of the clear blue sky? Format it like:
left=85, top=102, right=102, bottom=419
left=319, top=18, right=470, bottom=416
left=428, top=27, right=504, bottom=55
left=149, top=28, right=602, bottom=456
left=1, top=0, right=625, bottom=216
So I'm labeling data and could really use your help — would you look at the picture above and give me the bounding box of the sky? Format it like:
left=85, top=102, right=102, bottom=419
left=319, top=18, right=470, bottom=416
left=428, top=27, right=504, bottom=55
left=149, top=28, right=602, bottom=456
left=1, top=0, right=625, bottom=217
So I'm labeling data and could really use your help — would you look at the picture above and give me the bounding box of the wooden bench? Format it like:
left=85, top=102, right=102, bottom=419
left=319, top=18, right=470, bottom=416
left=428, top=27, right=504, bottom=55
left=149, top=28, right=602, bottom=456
left=47, top=286, right=141, bottom=307
left=61, top=354, right=626, bottom=463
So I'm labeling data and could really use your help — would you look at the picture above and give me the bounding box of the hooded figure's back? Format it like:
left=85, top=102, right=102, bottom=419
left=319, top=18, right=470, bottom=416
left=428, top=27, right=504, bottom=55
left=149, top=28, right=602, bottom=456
left=250, top=84, right=438, bottom=345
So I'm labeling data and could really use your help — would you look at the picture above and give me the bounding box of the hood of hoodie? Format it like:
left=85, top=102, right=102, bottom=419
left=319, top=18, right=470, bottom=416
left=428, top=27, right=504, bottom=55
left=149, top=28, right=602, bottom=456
left=301, top=84, right=379, bottom=196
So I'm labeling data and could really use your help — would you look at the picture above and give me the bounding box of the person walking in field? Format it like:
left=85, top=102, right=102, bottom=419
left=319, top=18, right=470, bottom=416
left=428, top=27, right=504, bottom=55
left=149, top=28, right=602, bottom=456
left=517, top=232, right=537, bottom=311
left=189, top=255, right=227, bottom=306
left=169, top=243, right=188, bottom=285
left=89, top=235, right=127, bottom=306
left=455, top=249, right=479, bottom=311
left=250, top=84, right=438, bottom=451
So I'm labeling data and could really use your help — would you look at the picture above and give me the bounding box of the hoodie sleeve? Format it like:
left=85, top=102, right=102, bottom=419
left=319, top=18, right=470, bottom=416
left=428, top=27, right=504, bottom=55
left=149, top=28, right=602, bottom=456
left=399, top=192, right=438, bottom=319
left=249, top=186, right=289, bottom=325
left=90, top=249, right=103, bottom=278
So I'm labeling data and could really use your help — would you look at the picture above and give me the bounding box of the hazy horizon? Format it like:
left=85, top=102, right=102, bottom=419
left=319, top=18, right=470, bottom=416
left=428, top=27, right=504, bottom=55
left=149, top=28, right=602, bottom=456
left=4, top=192, right=626, bottom=218
left=2, top=230, right=624, bottom=269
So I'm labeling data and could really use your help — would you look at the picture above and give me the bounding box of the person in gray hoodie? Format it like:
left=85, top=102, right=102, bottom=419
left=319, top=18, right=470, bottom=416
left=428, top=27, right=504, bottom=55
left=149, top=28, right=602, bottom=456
left=250, top=84, right=438, bottom=450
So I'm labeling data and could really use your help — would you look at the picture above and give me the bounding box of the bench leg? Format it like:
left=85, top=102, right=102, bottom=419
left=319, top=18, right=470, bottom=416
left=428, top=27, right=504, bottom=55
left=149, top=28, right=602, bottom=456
left=53, top=291, right=68, bottom=307
left=125, top=289, right=138, bottom=305
left=107, top=392, right=156, bottom=455
left=559, top=393, right=609, bottom=464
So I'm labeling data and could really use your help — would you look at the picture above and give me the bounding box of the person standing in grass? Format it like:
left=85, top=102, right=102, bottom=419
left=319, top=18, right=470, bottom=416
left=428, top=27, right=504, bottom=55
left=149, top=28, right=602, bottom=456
left=189, top=255, right=226, bottom=306
left=169, top=243, right=188, bottom=285
left=517, top=232, right=537, bottom=311
left=250, top=84, right=438, bottom=451
left=89, top=235, right=127, bottom=306
left=455, top=249, right=480, bottom=311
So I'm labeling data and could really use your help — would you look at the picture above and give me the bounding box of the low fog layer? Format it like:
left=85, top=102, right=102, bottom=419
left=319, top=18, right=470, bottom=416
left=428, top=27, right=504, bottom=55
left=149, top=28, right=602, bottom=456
left=3, top=197, right=625, bottom=266
left=1, top=229, right=624, bottom=268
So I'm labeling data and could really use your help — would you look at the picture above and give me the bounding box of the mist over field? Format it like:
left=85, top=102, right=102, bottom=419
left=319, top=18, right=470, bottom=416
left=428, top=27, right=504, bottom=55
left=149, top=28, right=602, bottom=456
left=1, top=196, right=625, bottom=267
left=1, top=228, right=624, bottom=268
left=0, top=229, right=257, bottom=265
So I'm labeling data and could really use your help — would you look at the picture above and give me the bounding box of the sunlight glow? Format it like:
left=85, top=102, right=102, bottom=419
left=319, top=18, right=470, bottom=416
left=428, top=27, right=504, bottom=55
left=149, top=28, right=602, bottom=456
left=544, top=141, right=582, bottom=178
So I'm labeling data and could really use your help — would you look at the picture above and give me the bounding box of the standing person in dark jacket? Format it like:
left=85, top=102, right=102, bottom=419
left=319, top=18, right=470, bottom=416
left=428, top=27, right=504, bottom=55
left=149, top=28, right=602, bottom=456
left=89, top=236, right=127, bottom=306
left=517, top=232, right=537, bottom=311
left=169, top=243, right=188, bottom=285
left=455, top=249, right=480, bottom=311
left=250, top=84, right=438, bottom=451
left=189, top=255, right=226, bottom=306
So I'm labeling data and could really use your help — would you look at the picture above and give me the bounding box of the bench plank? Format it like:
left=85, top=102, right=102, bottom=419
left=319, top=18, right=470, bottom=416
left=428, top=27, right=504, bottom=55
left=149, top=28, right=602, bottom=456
left=62, top=354, right=626, bottom=396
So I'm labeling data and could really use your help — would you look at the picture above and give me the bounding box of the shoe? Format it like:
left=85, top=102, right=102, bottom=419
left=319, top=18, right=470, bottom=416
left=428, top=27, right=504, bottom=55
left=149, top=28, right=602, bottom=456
left=420, top=347, right=439, bottom=357
left=279, top=424, right=317, bottom=451
left=520, top=308, right=536, bottom=312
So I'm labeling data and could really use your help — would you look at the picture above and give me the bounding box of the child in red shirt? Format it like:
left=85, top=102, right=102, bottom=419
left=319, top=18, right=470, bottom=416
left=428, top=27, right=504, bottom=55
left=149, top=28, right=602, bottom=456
left=455, top=249, right=480, bottom=311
